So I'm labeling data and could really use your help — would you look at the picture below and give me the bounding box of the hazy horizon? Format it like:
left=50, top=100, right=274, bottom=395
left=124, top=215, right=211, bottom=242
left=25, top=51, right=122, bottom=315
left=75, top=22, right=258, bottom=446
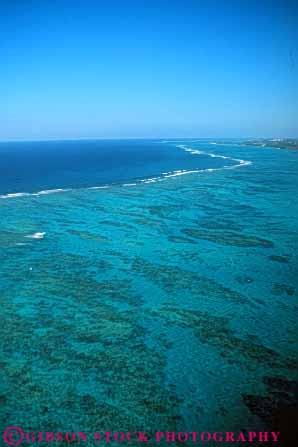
left=0, top=135, right=297, bottom=144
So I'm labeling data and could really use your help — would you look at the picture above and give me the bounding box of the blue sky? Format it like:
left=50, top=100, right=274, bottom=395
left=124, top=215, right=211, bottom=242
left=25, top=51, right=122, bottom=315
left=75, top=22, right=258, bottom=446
left=0, top=0, right=297, bottom=139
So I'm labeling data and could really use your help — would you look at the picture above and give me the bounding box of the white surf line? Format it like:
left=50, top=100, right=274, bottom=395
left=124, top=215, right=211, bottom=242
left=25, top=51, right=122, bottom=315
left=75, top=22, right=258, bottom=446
left=176, top=144, right=252, bottom=170
left=32, top=188, right=70, bottom=195
left=0, top=145, right=252, bottom=199
left=141, top=144, right=252, bottom=182
left=87, top=185, right=110, bottom=190
left=0, top=185, right=112, bottom=200
left=0, top=192, right=30, bottom=199
left=0, top=188, right=70, bottom=199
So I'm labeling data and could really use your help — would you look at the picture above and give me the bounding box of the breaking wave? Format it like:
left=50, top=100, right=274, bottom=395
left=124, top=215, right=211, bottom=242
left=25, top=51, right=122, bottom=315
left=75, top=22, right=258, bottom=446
left=25, top=232, right=46, bottom=239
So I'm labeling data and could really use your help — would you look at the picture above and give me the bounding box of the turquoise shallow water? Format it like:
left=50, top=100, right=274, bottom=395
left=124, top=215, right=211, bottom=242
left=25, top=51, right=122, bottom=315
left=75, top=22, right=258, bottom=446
left=0, top=141, right=297, bottom=445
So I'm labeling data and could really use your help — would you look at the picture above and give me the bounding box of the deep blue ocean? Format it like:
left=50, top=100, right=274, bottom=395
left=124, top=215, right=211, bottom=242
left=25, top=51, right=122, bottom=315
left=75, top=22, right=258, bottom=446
left=0, top=139, right=238, bottom=195
left=0, top=139, right=297, bottom=445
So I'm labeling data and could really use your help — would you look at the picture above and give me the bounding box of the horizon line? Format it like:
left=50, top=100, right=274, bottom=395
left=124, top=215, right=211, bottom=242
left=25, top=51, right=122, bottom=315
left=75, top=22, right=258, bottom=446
left=0, top=136, right=296, bottom=143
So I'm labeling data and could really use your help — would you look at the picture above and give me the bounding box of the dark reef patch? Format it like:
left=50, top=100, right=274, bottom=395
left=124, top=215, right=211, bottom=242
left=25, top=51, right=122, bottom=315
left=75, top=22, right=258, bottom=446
left=133, top=258, right=247, bottom=305
left=167, top=235, right=197, bottom=244
left=181, top=229, right=274, bottom=248
left=272, top=284, right=296, bottom=297
left=150, top=306, right=297, bottom=371
left=68, top=229, right=109, bottom=243
left=269, top=255, right=290, bottom=264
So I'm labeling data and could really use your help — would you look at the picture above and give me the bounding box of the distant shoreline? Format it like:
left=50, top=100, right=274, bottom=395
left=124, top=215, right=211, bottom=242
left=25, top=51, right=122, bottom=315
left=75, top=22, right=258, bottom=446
left=242, top=139, right=298, bottom=151
left=0, top=137, right=297, bottom=151
left=210, top=138, right=298, bottom=151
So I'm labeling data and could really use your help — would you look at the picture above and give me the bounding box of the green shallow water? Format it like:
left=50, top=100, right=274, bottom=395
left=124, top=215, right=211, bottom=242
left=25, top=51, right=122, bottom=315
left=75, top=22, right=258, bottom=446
left=0, top=142, right=297, bottom=445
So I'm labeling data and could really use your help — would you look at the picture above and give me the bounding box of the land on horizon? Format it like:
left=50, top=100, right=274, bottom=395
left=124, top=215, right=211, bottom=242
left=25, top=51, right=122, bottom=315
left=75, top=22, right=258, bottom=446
left=0, top=137, right=297, bottom=146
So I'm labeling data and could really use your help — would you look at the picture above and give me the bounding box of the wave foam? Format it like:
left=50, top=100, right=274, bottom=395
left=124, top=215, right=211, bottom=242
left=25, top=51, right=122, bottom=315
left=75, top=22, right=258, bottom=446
left=33, top=188, right=68, bottom=196
left=87, top=185, right=110, bottom=190
left=0, top=188, right=69, bottom=199
left=25, top=232, right=46, bottom=239
left=0, top=192, right=29, bottom=199
left=177, top=144, right=252, bottom=171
